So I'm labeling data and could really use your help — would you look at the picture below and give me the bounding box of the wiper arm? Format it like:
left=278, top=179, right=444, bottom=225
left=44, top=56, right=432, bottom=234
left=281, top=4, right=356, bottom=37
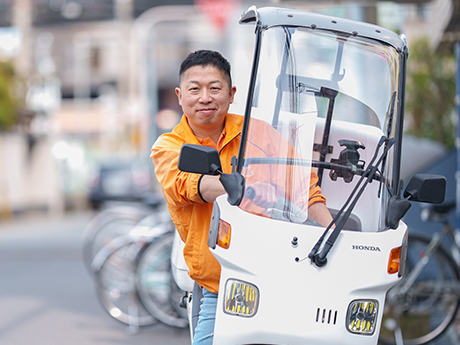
left=307, top=136, right=395, bottom=267
left=378, top=92, right=397, bottom=198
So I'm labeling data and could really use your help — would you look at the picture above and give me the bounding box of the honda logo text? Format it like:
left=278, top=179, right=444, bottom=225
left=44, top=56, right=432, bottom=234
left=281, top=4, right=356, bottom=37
left=352, top=245, right=381, bottom=252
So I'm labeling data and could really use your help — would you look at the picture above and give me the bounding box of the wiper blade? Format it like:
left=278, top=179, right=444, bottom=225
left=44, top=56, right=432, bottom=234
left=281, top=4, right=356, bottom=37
left=307, top=136, right=395, bottom=267
left=378, top=91, right=397, bottom=198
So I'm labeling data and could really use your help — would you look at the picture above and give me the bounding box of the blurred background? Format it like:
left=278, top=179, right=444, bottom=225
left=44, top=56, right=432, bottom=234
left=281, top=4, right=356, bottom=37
left=0, top=0, right=457, bottom=219
left=0, top=1, right=459, bottom=345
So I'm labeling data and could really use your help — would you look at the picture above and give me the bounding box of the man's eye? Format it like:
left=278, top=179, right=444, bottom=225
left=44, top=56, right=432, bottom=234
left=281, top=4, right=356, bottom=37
left=189, top=87, right=199, bottom=92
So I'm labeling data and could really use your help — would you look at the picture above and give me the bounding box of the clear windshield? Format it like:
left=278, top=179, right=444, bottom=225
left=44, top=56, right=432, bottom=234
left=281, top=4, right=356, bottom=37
left=239, top=26, right=401, bottom=232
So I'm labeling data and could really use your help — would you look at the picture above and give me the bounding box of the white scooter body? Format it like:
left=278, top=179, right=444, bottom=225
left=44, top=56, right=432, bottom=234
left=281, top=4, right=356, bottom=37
left=211, top=195, right=406, bottom=345
left=172, top=196, right=408, bottom=345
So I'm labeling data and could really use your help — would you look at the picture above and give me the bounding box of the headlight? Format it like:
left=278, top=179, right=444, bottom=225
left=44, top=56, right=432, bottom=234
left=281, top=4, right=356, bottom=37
left=346, top=300, right=378, bottom=335
left=224, top=279, right=259, bottom=317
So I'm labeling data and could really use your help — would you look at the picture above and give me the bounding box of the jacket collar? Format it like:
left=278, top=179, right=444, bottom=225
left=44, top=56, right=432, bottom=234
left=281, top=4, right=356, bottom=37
left=177, top=113, right=243, bottom=148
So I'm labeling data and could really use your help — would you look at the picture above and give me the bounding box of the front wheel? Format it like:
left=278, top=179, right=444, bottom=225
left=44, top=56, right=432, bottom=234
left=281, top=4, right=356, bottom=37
left=379, top=233, right=460, bottom=345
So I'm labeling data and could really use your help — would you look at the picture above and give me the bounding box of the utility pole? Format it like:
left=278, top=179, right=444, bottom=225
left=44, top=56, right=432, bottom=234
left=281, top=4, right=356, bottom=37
left=115, top=0, right=135, bottom=151
left=364, top=3, right=377, bottom=25
left=115, top=0, right=133, bottom=100
left=12, top=0, right=32, bottom=79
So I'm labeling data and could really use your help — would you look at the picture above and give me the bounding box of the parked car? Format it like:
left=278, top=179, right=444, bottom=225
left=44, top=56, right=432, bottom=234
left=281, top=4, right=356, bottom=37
left=88, top=157, right=161, bottom=209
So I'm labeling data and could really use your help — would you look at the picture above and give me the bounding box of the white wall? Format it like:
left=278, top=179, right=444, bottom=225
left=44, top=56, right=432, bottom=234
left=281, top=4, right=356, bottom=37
left=0, top=133, right=63, bottom=217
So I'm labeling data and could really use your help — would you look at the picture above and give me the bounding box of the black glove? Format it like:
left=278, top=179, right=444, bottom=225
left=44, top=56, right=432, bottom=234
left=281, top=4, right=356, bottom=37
left=219, top=172, right=245, bottom=206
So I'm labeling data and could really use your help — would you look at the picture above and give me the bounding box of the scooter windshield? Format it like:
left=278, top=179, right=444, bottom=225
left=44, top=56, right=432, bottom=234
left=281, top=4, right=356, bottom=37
left=239, top=26, right=401, bottom=232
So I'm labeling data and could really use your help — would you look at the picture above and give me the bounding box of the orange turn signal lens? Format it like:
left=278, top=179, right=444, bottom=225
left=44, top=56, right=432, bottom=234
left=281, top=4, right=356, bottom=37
left=388, top=246, right=402, bottom=274
left=217, top=219, right=231, bottom=249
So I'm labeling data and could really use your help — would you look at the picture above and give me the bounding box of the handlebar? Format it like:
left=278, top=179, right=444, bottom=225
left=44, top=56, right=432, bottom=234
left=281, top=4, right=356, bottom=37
left=243, top=157, right=382, bottom=183
left=245, top=187, right=256, bottom=200
left=245, top=187, right=308, bottom=224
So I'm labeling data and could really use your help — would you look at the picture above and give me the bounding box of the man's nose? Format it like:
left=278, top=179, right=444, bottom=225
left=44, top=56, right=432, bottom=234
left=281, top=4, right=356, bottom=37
left=199, top=89, right=212, bottom=103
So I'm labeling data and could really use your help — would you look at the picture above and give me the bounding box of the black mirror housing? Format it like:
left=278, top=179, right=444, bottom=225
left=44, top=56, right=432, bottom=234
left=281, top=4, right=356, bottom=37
left=403, top=173, right=446, bottom=204
left=178, top=144, right=222, bottom=175
left=178, top=144, right=245, bottom=206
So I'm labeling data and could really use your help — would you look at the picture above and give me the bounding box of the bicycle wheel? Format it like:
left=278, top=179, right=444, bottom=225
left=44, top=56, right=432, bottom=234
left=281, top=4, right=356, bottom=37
left=136, top=232, right=189, bottom=328
left=95, top=239, right=156, bottom=327
left=379, top=232, right=460, bottom=345
left=82, top=205, right=153, bottom=274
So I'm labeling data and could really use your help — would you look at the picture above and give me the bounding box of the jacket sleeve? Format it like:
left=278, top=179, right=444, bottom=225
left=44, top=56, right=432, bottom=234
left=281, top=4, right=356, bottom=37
left=151, top=136, right=206, bottom=206
left=307, top=170, right=326, bottom=206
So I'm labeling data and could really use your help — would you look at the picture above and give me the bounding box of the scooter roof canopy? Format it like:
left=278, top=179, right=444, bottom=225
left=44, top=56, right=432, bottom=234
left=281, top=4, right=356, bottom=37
left=239, top=6, right=406, bottom=52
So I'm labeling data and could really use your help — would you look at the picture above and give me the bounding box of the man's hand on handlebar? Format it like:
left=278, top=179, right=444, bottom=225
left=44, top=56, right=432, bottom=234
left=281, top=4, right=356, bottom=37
left=246, top=182, right=277, bottom=209
left=246, top=182, right=334, bottom=227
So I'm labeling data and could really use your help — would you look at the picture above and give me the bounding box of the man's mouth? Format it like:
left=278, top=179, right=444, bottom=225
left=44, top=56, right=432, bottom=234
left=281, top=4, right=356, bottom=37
left=198, top=108, right=215, bottom=114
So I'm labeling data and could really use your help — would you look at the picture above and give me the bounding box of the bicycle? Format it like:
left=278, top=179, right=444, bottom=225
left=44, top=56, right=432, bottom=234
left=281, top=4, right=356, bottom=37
left=379, top=202, right=460, bottom=345
left=91, top=218, right=169, bottom=331
left=136, top=231, right=189, bottom=329
left=82, top=203, right=154, bottom=275
left=90, top=208, right=189, bottom=332
left=82, top=200, right=166, bottom=276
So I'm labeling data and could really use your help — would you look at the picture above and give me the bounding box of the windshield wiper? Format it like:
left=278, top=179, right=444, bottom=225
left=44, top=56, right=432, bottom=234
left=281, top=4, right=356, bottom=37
left=307, top=135, right=395, bottom=267
left=378, top=91, right=397, bottom=198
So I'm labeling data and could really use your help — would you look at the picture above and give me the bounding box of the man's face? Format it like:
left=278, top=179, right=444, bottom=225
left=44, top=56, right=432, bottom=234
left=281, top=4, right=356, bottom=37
left=175, top=65, right=236, bottom=138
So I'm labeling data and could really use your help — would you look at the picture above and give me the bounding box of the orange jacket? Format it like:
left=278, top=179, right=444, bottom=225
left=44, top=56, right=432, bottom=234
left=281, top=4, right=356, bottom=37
left=151, top=113, right=325, bottom=293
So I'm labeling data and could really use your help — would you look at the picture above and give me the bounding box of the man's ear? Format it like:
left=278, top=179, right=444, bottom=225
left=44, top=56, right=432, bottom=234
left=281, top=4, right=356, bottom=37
left=229, top=86, right=237, bottom=104
left=175, top=87, right=182, bottom=106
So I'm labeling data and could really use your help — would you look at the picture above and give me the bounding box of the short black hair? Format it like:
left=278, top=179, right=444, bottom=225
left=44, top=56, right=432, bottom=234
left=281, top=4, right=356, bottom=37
left=179, top=50, right=232, bottom=87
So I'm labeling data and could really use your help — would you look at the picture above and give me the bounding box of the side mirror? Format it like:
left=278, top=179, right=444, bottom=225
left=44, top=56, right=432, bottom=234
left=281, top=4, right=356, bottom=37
left=403, top=173, right=446, bottom=204
left=178, top=144, right=245, bottom=206
left=178, top=144, right=222, bottom=175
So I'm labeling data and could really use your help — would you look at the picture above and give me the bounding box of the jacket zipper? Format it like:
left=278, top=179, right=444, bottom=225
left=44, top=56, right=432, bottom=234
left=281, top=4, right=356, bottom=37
left=219, top=132, right=241, bottom=155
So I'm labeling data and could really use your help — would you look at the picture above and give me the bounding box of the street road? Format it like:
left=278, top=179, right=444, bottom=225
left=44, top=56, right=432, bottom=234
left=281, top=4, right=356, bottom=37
left=0, top=210, right=190, bottom=345
left=2, top=210, right=460, bottom=345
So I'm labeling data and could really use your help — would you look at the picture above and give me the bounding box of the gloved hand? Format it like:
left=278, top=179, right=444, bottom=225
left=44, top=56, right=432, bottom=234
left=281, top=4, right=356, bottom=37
left=219, top=172, right=245, bottom=206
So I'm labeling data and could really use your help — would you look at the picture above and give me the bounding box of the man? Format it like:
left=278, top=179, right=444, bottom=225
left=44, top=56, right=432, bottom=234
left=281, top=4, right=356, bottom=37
left=151, top=50, right=332, bottom=344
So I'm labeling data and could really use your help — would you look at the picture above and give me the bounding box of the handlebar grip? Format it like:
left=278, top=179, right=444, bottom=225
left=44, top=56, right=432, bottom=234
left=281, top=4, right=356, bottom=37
left=245, top=187, right=256, bottom=200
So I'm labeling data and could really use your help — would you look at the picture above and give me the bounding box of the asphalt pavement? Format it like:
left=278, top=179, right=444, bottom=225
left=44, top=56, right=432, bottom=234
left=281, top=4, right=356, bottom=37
left=0, top=210, right=190, bottom=345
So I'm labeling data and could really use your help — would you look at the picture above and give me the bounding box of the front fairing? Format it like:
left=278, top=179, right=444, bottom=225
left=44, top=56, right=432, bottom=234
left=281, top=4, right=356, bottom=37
left=238, top=23, right=405, bottom=232
left=212, top=195, right=407, bottom=345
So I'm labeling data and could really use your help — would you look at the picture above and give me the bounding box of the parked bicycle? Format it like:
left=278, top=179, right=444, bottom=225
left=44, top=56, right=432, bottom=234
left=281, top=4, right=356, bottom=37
left=136, top=230, right=189, bottom=329
left=84, top=202, right=189, bottom=333
left=379, top=202, right=460, bottom=345
left=82, top=200, right=165, bottom=275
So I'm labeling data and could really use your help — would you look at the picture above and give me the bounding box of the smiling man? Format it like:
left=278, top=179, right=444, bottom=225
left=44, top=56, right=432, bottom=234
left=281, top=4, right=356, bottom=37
left=151, top=50, right=332, bottom=344
left=151, top=50, right=243, bottom=345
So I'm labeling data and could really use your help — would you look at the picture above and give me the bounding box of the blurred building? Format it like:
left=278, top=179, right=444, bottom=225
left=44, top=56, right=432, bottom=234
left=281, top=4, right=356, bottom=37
left=0, top=0, right=253, bottom=216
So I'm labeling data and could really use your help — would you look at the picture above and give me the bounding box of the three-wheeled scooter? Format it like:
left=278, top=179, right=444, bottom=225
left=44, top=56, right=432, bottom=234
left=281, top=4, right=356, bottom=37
left=172, top=6, right=446, bottom=345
